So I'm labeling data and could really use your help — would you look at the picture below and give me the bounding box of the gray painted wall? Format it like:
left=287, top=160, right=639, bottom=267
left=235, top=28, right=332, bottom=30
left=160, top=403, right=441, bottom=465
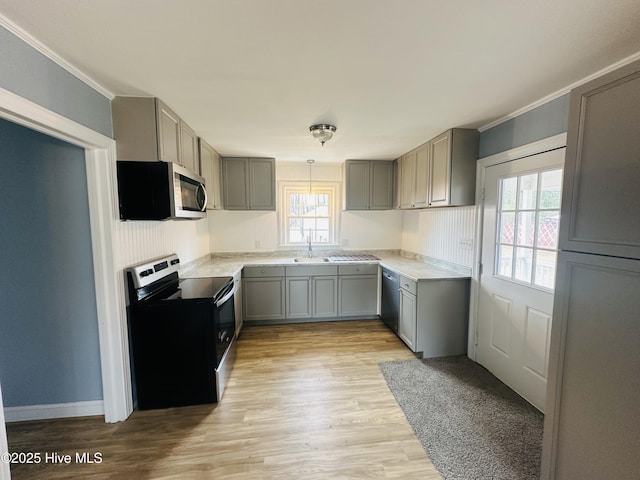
left=0, top=26, right=112, bottom=138
left=0, top=118, right=103, bottom=406
left=479, top=94, right=570, bottom=158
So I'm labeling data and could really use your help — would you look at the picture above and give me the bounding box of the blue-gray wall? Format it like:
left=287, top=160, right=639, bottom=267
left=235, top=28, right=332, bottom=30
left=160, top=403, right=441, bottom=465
left=0, top=25, right=112, bottom=138
left=479, top=94, right=570, bottom=158
left=0, top=118, right=103, bottom=407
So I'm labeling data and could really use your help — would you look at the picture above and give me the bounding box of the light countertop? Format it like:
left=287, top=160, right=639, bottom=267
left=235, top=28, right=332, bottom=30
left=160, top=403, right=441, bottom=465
left=181, top=253, right=470, bottom=281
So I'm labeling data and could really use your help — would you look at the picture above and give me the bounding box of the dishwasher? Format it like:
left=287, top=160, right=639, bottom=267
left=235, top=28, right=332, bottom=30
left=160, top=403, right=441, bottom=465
left=380, top=267, right=400, bottom=333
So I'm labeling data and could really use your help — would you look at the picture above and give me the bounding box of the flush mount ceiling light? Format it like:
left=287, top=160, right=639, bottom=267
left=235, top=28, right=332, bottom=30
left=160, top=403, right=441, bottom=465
left=309, top=124, right=336, bottom=146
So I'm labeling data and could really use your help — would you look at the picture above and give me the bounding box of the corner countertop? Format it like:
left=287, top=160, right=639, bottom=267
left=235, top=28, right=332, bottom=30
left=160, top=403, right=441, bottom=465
left=180, top=252, right=470, bottom=281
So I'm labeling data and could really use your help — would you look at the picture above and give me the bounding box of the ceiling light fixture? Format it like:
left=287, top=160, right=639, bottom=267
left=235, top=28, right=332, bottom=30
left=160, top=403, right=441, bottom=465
left=309, top=124, right=336, bottom=146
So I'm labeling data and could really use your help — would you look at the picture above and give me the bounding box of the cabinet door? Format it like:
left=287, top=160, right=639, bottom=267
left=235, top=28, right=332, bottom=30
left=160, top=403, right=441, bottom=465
left=312, top=276, right=338, bottom=318
left=398, top=288, right=417, bottom=351
left=558, top=59, right=640, bottom=260
left=399, top=151, right=416, bottom=208
left=338, top=275, right=377, bottom=317
left=414, top=143, right=430, bottom=208
left=345, top=160, right=370, bottom=210
left=243, top=277, right=285, bottom=321
left=369, top=161, right=394, bottom=210
left=155, top=99, right=180, bottom=164
left=199, top=139, right=222, bottom=210
left=429, top=130, right=452, bottom=206
left=249, top=158, right=276, bottom=210
left=542, top=252, right=640, bottom=479
left=222, top=158, right=249, bottom=209
left=286, top=277, right=312, bottom=318
left=179, top=122, right=199, bottom=174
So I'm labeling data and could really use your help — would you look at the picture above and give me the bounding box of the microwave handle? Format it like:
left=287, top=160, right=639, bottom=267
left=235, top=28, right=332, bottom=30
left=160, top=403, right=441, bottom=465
left=197, top=183, right=208, bottom=212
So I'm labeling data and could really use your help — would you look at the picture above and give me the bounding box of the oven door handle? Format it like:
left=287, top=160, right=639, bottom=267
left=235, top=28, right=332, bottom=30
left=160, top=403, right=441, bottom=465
left=215, top=281, right=238, bottom=308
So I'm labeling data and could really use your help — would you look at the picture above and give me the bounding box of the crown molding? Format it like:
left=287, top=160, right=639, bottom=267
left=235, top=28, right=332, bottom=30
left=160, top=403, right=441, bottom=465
left=478, top=50, right=640, bottom=132
left=0, top=13, right=114, bottom=100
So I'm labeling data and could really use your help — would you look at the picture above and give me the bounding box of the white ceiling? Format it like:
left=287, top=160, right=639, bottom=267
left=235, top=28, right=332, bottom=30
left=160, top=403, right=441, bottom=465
left=1, top=0, right=640, bottom=162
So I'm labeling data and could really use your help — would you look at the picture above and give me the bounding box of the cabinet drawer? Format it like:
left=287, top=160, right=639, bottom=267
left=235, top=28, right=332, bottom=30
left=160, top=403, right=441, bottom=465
left=399, top=275, right=417, bottom=295
left=338, top=264, right=378, bottom=276
left=242, top=266, right=285, bottom=278
left=285, top=265, right=338, bottom=277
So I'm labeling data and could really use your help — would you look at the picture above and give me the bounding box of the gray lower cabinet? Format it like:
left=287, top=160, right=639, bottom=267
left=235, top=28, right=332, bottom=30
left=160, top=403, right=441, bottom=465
left=222, top=157, right=276, bottom=210
left=398, top=286, right=417, bottom=350
left=396, top=274, right=469, bottom=358
left=242, top=266, right=285, bottom=321
left=285, top=265, right=338, bottom=319
left=337, top=264, right=378, bottom=317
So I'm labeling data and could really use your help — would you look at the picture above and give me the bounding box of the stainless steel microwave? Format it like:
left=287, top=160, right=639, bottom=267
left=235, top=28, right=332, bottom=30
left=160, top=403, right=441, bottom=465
left=116, top=161, right=207, bottom=220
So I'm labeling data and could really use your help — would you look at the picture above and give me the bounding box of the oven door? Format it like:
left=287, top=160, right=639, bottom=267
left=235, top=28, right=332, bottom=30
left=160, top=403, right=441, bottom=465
left=214, top=286, right=235, bottom=367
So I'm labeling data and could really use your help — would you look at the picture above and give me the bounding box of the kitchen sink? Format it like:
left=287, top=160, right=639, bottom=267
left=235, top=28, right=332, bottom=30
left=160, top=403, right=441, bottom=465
left=292, top=257, right=331, bottom=263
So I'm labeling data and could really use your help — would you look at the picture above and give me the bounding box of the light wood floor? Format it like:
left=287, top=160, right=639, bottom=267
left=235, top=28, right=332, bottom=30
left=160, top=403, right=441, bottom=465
left=7, top=320, right=441, bottom=479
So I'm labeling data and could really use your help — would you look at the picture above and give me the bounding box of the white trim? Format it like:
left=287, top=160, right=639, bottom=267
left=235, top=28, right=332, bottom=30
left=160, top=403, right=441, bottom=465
left=468, top=133, right=567, bottom=361
left=479, top=133, right=567, bottom=167
left=3, top=401, right=104, bottom=423
left=0, top=382, right=9, bottom=480
left=0, top=86, right=132, bottom=425
left=0, top=13, right=114, bottom=100
left=478, top=51, right=640, bottom=132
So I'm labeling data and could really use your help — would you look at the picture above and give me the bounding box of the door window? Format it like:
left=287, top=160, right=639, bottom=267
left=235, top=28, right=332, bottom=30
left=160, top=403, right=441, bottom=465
left=495, top=168, right=562, bottom=290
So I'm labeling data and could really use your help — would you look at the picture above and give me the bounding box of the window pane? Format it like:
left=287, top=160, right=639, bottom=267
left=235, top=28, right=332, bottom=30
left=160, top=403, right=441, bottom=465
left=514, top=247, right=533, bottom=283
left=516, top=211, right=536, bottom=247
left=288, top=218, right=304, bottom=243
left=313, top=230, right=329, bottom=243
left=518, top=173, right=538, bottom=209
left=537, top=211, right=560, bottom=249
left=540, top=169, right=562, bottom=209
left=500, top=177, right=517, bottom=210
left=534, top=250, right=557, bottom=289
left=496, top=245, right=513, bottom=277
left=289, top=194, right=304, bottom=216
left=499, top=212, right=515, bottom=244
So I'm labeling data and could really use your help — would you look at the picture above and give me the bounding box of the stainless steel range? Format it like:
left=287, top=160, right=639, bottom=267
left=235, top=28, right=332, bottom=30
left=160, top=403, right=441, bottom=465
left=125, top=254, right=237, bottom=410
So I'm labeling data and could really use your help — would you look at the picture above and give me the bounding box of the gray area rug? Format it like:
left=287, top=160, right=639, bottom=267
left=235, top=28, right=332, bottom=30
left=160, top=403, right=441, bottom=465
left=379, top=356, right=543, bottom=480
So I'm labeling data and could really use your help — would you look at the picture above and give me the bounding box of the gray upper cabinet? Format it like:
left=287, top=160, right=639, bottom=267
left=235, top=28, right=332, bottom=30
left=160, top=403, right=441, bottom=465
left=112, top=96, right=200, bottom=173
left=179, top=121, right=199, bottom=174
left=398, top=144, right=429, bottom=209
left=198, top=138, right=223, bottom=210
left=344, top=160, right=394, bottom=210
left=222, top=157, right=276, bottom=210
left=558, top=59, right=640, bottom=260
left=398, top=128, right=478, bottom=209
left=428, top=128, right=478, bottom=207
left=156, top=99, right=181, bottom=164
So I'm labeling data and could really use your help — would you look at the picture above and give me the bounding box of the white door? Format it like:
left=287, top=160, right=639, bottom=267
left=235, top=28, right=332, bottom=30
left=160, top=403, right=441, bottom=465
left=477, top=148, right=564, bottom=411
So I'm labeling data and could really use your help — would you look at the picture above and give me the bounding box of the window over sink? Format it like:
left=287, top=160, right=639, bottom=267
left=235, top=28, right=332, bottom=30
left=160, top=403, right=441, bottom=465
left=279, top=182, right=339, bottom=246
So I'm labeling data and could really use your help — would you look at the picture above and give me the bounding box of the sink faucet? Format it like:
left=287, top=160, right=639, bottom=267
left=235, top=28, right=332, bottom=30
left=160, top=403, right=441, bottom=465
left=307, top=235, right=313, bottom=258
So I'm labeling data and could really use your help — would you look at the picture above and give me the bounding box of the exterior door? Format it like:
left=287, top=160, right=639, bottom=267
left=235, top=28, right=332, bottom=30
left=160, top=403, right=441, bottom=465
left=477, top=148, right=564, bottom=411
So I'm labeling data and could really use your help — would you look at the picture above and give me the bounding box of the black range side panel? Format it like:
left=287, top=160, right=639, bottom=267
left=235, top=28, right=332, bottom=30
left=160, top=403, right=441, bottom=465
left=117, top=161, right=171, bottom=220
left=128, top=301, right=217, bottom=409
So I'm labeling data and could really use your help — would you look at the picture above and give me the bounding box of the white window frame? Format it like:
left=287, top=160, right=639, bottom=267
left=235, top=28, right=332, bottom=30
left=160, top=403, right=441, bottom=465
left=278, top=181, right=341, bottom=247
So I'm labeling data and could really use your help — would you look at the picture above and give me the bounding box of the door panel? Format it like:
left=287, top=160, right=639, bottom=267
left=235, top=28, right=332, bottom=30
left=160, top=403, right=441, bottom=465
left=477, top=147, right=564, bottom=411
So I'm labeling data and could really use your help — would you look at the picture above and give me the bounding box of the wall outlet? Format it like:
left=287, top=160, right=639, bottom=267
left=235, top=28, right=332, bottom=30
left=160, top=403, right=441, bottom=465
left=342, top=238, right=349, bottom=246
left=255, top=240, right=261, bottom=249
left=459, top=238, right=473, bottom=250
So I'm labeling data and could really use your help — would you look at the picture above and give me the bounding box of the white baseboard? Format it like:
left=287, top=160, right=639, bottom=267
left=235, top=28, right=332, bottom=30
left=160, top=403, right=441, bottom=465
left=4, top=400, right=104, bottom=423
